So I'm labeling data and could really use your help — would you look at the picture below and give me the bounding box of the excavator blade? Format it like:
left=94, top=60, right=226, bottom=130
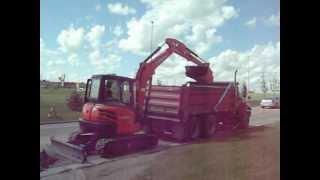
left=49, top=136, right=87, bottom=163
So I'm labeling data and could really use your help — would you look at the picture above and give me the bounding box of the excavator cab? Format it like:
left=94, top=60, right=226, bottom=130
left=84, top=74, right=134, bottom=106
left=81, top=74, right=140, bottom=136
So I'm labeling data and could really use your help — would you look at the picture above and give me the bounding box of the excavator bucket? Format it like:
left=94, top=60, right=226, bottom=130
left=185, top=65, right=211, bottom=83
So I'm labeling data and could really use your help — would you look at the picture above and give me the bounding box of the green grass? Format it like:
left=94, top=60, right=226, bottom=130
left=248, top=92, right=279, bottom=101
left=40, top=87, right=82, bottom=123
left=134, top=123, right=280, bottom=180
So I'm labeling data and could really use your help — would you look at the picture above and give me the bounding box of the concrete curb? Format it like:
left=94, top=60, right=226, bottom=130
left=40, top=120, right=78, bottom=125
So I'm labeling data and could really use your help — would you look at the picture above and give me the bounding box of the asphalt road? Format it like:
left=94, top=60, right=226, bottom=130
left=40, top=107, right=280, bottom=151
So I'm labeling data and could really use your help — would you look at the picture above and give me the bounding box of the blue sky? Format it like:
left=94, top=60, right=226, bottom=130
left=40, top=0, right=279, bottom=91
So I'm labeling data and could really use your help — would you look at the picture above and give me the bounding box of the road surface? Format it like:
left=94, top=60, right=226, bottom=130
left=40, top=107, right=279, bottom=151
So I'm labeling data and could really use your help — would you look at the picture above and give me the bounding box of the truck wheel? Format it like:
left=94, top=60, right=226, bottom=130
left=203, top=115, right=218, bottom=138
left=190, top=121, right=201, bottom=140
left=172, top=125, right=188, bottom=142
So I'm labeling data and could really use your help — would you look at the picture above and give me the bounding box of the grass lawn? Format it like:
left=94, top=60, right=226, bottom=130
left=134, top=122, right=280, bottom=180
left=40, top=87, right=82, bottom=123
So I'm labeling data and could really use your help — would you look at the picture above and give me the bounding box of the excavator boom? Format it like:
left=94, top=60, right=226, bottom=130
left=135, top=38, right=214, bottom=117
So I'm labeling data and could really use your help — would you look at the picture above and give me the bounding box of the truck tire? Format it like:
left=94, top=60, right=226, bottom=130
left=190, top=120, right=201, bottom=140
left=172, top=124, right=187, bottom=142
left=203, top=115, right=218, bottom=138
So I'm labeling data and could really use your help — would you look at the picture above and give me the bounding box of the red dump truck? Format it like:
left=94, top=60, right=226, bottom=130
left=145, top=81, right=251, bottom=141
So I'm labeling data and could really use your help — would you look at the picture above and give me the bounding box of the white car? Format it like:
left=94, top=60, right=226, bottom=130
left=260, top=97, right=280, bottom=109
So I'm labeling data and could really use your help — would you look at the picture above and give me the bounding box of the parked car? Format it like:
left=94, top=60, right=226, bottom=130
left=260, top=97, right=280, bottom=109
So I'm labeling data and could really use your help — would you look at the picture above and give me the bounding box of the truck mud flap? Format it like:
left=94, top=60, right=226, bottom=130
left=50, top=136, right=87, bottom=163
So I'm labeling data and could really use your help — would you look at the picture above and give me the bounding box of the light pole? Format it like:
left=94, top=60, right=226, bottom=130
left=247, top=58, right=250, bottom=100
left=150, top=21, right=154, bottom=53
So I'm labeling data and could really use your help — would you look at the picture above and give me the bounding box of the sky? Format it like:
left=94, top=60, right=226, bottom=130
left=40, top=0, right=280, bottom=92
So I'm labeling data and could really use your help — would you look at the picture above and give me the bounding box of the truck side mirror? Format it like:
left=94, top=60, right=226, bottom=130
left=241, top=83, right=247, bottom=98
left=243, top=90, right=247, bottom=98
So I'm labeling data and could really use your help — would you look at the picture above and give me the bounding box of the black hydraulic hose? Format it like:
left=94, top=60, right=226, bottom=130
left=186, top=47, right=199, bottom=58
left=185, top=47, right=207, bottom=64
left=143, top=43, right=165, bottom=63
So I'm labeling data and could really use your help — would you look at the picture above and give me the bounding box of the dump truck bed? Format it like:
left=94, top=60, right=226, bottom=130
left=144, top=82, right=238, bottom=139
left=145, top=82, right=237, bottom=117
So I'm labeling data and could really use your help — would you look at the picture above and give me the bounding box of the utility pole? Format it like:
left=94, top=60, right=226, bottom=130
left=247, top=58, right=250, bottom=100
left=150, top=21, right=154, bottom=53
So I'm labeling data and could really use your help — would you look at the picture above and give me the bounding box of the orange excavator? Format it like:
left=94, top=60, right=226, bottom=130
left=41, top=38, right=250, bottom=168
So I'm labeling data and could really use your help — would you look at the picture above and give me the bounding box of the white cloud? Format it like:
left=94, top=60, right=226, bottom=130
left=47, top=59, right=65, bottom=67
left=95, top=4, right=101, bottom=11
left=265, top=12, right=280, bottom=27
left=85, top=25, right=105, bottom=49
left=245, top=17, right=257, bottom=28
left=41, top=38, right=64, bottom=66
left=67, top=53, right=79, bottom=66
left=153, top=54, right=195, bottom=85
left=89, top=50, right=102, bottom=66
left=68, top=72, right=85, bottom=82
left=88, top=50, right=122, bottom=72
left=152, top=41, right=280, bottom=91
left=57, top=25, right=85, bottom=53
left=112, top=25, right=124, bottom=37
left=119, top=0, right=238, bottom=55
left=209, top=41, right=280, bottom=91
left=107, top=3, right=136, bottom=15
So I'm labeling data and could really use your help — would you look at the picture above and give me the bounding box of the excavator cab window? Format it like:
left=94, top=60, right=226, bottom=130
left=104, top=79, right=121, bottom=101
left=122, top=81, right=131, bottom=104
left=88, top=78, right=100, bottom=99
left=102, top=78, right=133, bottom=105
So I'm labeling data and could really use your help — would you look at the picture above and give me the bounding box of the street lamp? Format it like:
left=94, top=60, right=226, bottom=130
left=150, top=21, right=154, bottom=53
left=247, top=57, right=250, bottom=100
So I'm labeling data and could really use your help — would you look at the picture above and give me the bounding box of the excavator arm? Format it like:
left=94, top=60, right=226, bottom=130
left=135, top=38, right=214, bottom=117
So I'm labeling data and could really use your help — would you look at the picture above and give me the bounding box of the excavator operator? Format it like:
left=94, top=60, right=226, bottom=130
left=104, top=81, right=113, bottom=100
